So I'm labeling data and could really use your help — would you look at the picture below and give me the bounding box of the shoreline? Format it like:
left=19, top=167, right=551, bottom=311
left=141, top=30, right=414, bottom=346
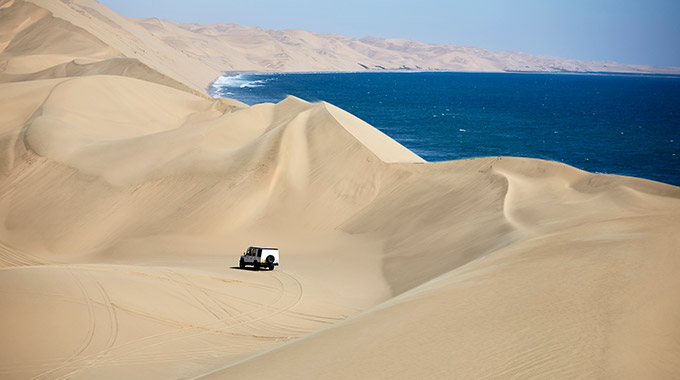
left=210, top=69, right=680, bottom=94
left=210, top=72, right=680, bottom=187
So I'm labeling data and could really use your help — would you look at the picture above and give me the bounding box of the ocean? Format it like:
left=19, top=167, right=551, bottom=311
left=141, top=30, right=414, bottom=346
left=211, top=72, right=680, bottom=186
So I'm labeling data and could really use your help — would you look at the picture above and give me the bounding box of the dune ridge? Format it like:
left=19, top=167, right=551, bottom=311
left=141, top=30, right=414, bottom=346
left=1, top=0, right=679, bottom=379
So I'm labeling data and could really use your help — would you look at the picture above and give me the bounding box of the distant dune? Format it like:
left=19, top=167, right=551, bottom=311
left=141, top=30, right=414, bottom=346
left=1, top=0, right=679, bottom=379
left=133, top=17, right=680, bottom=75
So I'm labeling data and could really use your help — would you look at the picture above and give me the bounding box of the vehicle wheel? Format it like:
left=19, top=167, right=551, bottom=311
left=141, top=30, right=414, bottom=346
left=253, top=262, right=260, bottom=271
left=266, top=255, right=275, bottom=265
left=239, top=258, right=245, bottom=269
left=268, top=265, right=274, bottom=270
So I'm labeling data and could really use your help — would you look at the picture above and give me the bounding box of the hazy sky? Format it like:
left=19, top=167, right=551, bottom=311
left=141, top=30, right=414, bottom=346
left=99, top=0, right=680, bottom=67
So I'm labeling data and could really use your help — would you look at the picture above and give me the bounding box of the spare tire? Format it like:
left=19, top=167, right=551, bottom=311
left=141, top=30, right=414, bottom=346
left=266, top=255, right=275, bottom=264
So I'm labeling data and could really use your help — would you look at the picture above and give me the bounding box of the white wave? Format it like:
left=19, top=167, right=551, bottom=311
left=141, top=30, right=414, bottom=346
left=241, top=79, right=268, bottom=88
left=211, top=74, right=271, bottom=90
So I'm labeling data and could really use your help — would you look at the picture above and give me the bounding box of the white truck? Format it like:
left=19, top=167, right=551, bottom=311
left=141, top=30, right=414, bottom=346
left=239, top=246, right=279, bottom=270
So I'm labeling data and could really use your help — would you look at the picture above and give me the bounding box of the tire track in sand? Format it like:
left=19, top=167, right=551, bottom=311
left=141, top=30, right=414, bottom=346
left=28, top=270, right=96, bottom=380
left=50, top=268, right=304, bottom=378
left=97, top=269, right=305, bottom=367
left=0, top=242, right=45, bottom=268
left=29, top=273, right=119, bottom=380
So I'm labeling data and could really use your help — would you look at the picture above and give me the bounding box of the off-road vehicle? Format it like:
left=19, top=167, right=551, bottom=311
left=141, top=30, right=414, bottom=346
left=239, top=247, right=279, bottom=270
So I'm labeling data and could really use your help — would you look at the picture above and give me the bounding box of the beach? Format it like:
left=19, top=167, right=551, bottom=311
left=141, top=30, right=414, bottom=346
left=1, top=0, right=679, bottom=378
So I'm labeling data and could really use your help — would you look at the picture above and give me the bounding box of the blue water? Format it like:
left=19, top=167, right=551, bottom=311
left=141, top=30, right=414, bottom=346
left=212, top=72, right=680, bottom=186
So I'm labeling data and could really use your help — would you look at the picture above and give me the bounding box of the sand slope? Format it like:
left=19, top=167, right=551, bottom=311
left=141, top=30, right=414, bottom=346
left=134, top=18, right=680, bottom=75
left=206, top=159, right=680, bottom=379
left=1, top=0, right=217, bottom=94
left=1, top=1, right=679, bottom=379
left=0, top=74, right=399, bottom=378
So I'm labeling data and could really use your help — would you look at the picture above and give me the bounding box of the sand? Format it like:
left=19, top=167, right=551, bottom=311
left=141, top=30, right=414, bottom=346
left=132, top=18, right=680, bottom=75
left=1, top=0, right=679, bottom=379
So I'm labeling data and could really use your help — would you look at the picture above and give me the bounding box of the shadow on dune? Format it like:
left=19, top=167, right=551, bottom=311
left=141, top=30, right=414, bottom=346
left=229, top=266, right=275, bottom=271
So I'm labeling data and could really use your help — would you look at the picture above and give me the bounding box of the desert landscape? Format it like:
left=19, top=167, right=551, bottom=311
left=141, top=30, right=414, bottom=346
left=132, top=17, right=680, bottom=75
left=1, top=0, right=679, bottom=379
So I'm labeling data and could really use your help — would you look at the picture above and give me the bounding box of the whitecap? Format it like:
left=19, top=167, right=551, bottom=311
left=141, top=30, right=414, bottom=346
left=210, top=74, right=272, bottom=96
left=240, top=79, right=268, bottom=88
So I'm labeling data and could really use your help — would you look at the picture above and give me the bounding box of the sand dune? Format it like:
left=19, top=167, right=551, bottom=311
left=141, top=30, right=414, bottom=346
left=134, top=18, right=680, bottom=75
left=1, top=0, right=679, bottom=379
left=1, top=0, right=217, bottom=94
left=0, top=74, right=399, bottom=378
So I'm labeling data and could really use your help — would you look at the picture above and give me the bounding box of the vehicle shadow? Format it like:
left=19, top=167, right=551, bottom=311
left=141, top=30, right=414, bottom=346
left=229, top=266, right=274, bottom=271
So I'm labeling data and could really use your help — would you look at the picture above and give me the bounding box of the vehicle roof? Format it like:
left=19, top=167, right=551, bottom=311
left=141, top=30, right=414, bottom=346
left=249, top=246, right=279, bottom=250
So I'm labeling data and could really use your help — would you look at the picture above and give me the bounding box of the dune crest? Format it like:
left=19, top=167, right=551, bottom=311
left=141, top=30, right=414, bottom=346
left=1, top=0, right=679, bottom=379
